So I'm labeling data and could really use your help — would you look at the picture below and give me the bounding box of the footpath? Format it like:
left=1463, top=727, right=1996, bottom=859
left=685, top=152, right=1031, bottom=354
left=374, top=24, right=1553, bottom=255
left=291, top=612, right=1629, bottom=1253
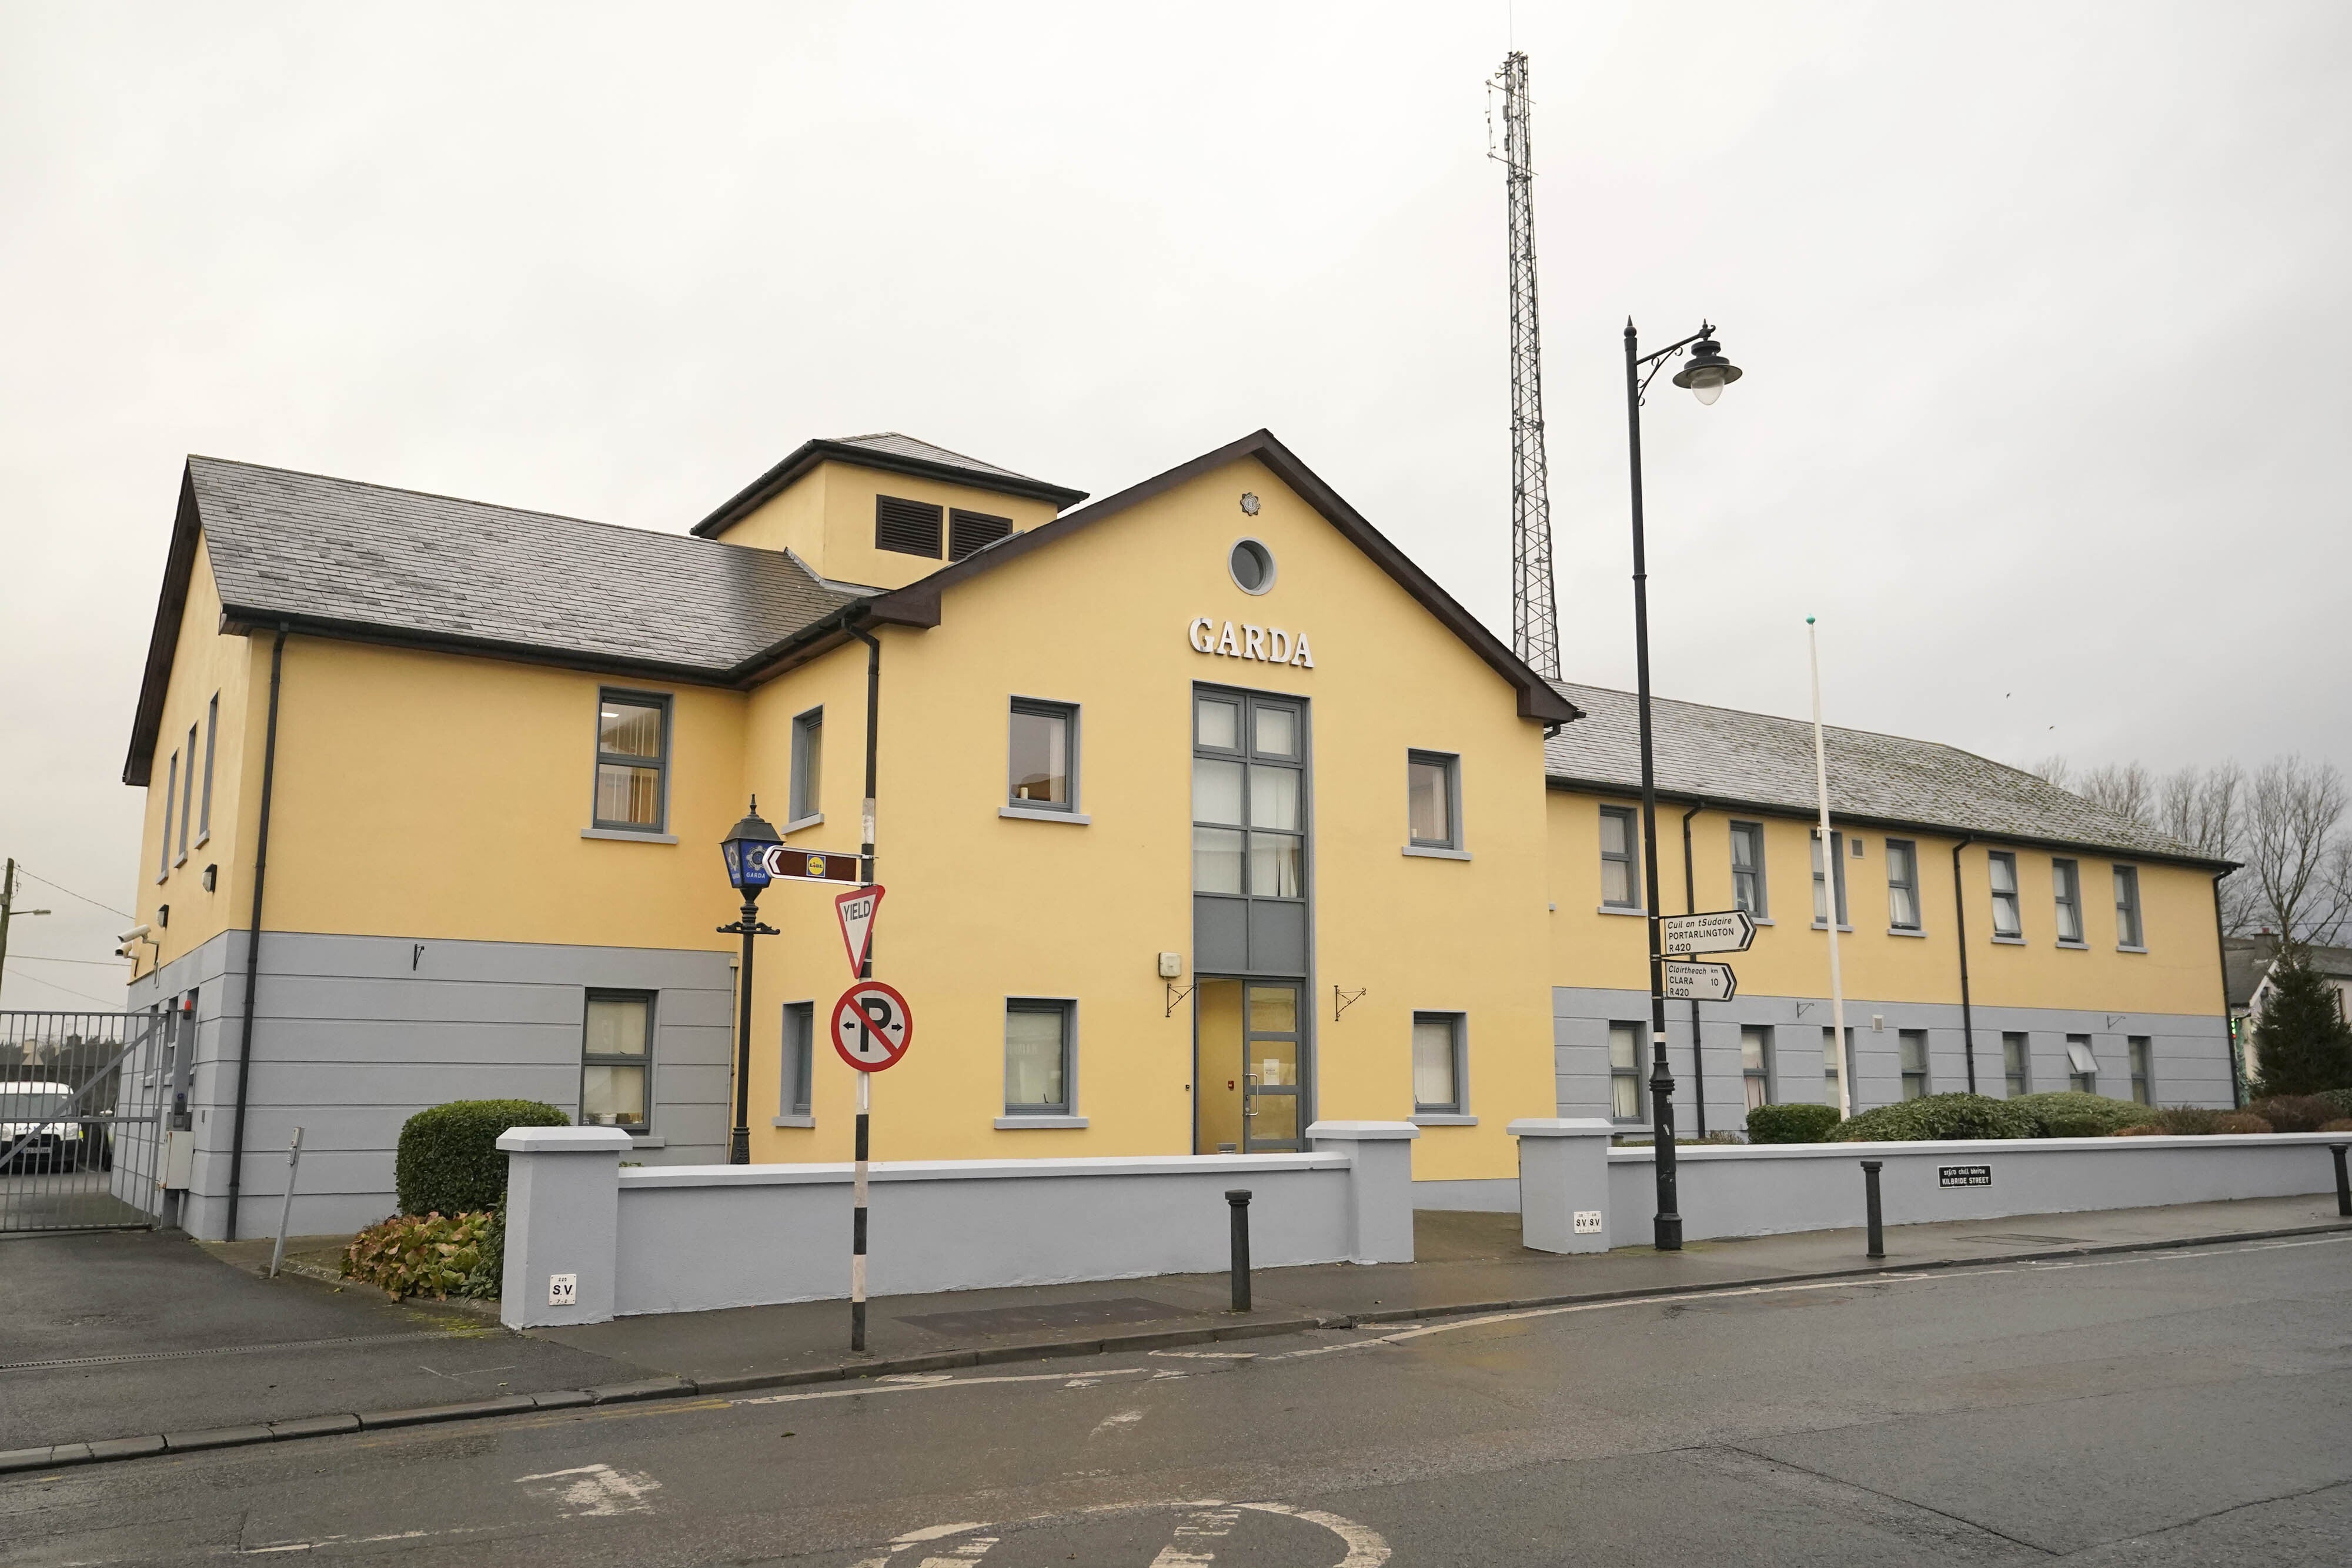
left=5, top=1192, right=2347, bottom=1474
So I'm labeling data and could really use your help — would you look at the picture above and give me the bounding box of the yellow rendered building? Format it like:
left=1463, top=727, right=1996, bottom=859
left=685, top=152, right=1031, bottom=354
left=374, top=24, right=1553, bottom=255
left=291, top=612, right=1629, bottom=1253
left=117, top=431, right=2235, bottom=1237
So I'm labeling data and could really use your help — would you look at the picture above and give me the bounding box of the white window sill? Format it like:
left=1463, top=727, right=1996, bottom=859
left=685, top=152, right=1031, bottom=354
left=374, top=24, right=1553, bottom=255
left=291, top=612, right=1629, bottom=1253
left=1409, top=1112, right=1477, bottom=1126
left=1749, top=915, right=1776, bottom=926
left=2117, top=944, right=2149, bottom=955
left=1401, top=845, right=1471, bottom=861
left=1991, top=934, right=2027, bottom=945
left=2056, top=940, right=2089, bottom=951
left=771, top=1114, right=814, bottom=1129
left=193, top=831, right=210, bottom=850
left=1810, top=922, right=1856, bottom=933
left=999, top=806, right=1090, bottom=825
left=781, top=813, right=824, bottom=836
left=1887, top=926, right=1927, bottom=938
left=1598, top=904, right=1646, bottom=917
left=173, top=852, right=188, bottom=868
left=995, top=1114, right=1088, bottom=1129
left=582, top=827, right=680, bottom=844
left=154, top=872, right=167, bottom=885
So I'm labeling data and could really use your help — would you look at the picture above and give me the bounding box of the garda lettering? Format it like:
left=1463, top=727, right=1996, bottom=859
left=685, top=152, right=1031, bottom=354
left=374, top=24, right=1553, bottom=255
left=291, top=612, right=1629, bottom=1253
left=1188, top=617, right=1314, bottom=668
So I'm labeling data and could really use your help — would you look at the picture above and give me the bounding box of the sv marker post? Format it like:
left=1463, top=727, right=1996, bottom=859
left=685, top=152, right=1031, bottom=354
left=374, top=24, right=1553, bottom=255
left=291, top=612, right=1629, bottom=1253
left=851, top=1067, right=870, bottom=1353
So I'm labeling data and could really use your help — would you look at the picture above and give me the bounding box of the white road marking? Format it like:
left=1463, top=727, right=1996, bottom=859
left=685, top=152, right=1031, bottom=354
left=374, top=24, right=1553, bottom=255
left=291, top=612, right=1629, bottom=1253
left=1146, top=1503, right=1237, bottom=1567
left=1232, top=1501, right=1391, bottom=1568
left=1091, top=1408, right=1145, bottom=1436
left=917, top=1534, right=1000, bottom=1568
left=1147, top=1349, right=1258, bottom=1360
left=735, top=1367, right=1151, bottom=1408
left=513, top=1460, right=662, bottom=1517
left=872, top=1499, right=1389, bottom=1568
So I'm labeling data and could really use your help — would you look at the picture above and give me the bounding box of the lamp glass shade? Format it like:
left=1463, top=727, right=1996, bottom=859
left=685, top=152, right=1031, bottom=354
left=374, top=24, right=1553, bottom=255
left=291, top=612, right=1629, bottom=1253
left=1688, top=367, right=1725, bottom=404
left=719, top=798, right=781, bottom=890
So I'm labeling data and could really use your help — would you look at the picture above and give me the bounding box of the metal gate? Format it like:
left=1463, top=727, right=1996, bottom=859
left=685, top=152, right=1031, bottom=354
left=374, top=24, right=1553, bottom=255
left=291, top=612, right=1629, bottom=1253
left=1, top=1011, right=168, bottom=1233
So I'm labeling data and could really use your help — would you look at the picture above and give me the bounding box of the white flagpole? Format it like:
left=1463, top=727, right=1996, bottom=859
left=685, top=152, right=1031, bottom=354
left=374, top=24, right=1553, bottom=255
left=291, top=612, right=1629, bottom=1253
left=1808, top=617, right=1852, bottom=1121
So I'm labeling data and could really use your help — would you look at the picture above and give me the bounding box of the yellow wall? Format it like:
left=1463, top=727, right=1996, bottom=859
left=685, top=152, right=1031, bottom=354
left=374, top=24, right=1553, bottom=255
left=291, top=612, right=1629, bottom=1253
left=1546, top=793, right=2222, bottom=1015
left=713, top=460, right=1061, bottom=590
left=740, top=455, right=1558, bottom=1182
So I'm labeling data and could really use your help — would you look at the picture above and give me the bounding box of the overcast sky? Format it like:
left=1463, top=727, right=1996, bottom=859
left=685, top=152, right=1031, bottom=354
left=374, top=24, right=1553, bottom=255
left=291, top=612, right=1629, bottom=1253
left=4, top=2, right=2348, bottom=1001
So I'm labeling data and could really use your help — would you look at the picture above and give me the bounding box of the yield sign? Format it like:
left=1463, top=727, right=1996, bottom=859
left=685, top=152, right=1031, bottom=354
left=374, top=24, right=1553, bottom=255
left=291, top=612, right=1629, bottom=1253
left=834, top=884, right=885, bottom=978
left=831, top=980, right=913, bottom=1072
left=1663, top=961, right=1738, bottom=1002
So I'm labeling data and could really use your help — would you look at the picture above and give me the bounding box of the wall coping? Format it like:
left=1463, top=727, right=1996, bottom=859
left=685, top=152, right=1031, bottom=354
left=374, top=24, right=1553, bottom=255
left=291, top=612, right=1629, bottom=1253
left=1304, top=1120, right=1420, bottom=1141
left=619, top=1152, right=1352, bottom=1189
left=1607, top=1132, right=2352, bottom=1163
left=499, top=1125, right=635, bottom=1153
left=1509, top=1118, right=1616, bottom=1138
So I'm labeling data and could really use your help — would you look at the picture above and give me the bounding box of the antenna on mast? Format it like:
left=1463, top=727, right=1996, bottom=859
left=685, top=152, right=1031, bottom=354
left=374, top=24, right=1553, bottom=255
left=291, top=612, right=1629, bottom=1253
left=1490, top=51, right=1560, bottom=679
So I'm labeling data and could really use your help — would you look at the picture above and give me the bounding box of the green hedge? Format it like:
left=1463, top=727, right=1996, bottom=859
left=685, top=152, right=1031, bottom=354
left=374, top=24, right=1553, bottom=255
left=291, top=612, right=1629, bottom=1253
left=1829, top=1092, right=2038, bottom=1142
left=2006, top=1091, right=2154, bottom=1138
left=395, top=1099, right=568, bottom=1218
left=2318, top=1088, right=2352, bottom=1119
left=1745, top=1102, right=1843, bottom=1144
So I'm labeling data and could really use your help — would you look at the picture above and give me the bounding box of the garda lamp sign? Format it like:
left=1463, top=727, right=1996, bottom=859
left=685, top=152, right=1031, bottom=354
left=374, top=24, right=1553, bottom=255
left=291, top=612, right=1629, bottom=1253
left=1189, top=617, right=1314, bottom=668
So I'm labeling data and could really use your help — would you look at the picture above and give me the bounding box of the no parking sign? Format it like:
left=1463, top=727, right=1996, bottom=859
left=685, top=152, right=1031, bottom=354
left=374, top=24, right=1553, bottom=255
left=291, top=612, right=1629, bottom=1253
left=830, top=980, right=913, bottom=1072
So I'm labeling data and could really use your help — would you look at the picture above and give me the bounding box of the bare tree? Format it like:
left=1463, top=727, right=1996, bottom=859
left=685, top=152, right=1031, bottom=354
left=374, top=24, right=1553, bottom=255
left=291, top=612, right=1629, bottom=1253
left=2077, top=761, right=2154, bottom=824
left=2159, top=762, right=2242, bottom=860
left=2239, top=755, right=2352, bottom=944
left=2030, top=754, right=2072, bottom=789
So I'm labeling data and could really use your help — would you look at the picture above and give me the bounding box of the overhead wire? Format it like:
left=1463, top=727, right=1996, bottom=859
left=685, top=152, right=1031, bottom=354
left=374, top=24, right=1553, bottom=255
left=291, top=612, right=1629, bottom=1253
left=14, top=865, right=134, bottom=921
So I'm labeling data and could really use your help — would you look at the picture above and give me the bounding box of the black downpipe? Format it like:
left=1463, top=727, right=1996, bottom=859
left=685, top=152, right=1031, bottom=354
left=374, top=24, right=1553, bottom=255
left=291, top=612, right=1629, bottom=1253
left=226, top=624, right=288, bottom=1241
left=1952, top=835, right=1977, bottom=1094
left=2214, top=872, right=2244, bottom=1107
left=1680, top=801, right=1706, bottom=1137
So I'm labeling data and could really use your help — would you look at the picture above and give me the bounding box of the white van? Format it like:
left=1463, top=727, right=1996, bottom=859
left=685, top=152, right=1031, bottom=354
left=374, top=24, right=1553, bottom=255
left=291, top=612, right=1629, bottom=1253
left=0, top=1080, right=86, bottom=1172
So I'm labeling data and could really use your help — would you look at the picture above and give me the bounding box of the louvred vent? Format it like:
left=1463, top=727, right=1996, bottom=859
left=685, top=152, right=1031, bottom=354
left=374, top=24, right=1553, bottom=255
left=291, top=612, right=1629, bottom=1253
left=874, top=494, right=944, bottom=557
left=948, top=509, right=1014, bottom=561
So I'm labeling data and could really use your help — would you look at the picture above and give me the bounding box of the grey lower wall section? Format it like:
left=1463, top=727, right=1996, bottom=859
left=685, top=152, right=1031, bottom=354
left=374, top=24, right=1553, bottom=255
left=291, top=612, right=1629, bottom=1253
left=1553, top=984, right=2234, bottom=1131
left=1412, top=1177, right=1521, bottom=1212
left=1592, top=1133, right=2345, bottom=1243
left=125, top=930, right=734, bottom=1241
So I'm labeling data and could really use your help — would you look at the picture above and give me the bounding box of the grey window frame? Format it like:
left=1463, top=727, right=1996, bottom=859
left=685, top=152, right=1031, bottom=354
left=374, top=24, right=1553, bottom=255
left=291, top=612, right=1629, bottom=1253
left=1740, top=1024, right=1774, bottom=1112
left=159, top=749, right=178, bottom=880
left=1406, top=750, right=1462, bottom=851
left=2128, top=1036, right=2153, bottom=1105
left=2066, top=1034, right=2097, bottom=1094
left=178, top=723, right=197, bottom=862
left=2113, top=864, right=2145, bottom=950
left=581, top=988, right=656, bottom=1136
left=789, top=706, right=823, bottom=826
left=1810, top=830, right=1850, bottom=929
left=1411, top=1011, right=1467, bottom=1116
left=1898, top=1028, right=1930, bottom=1100
left=1729, top=821, right=1769, bottom=917
left=1987, top=851, right=2023, bottom=940
left=1007, top=698, right=1080, bottom=814
left=1003, top=997, right=1075, bottom=1117
left=2002, top=1031, right=2031, bottom=1096
left=2052, top=857, right=2086, bottom=945
left=1885, top=837, right=1922, bottom=931
left=779, top=1000, right=814, bottom=1121
left=197, top=693, right=218, bottom=844
left=1608, top=1020, right=1646, bottom=1121
left=1600, top=805, right=1641, bottom=911
left=592, top=688, right=672, bottom=834
left=874, top=494, right=944, bottom=557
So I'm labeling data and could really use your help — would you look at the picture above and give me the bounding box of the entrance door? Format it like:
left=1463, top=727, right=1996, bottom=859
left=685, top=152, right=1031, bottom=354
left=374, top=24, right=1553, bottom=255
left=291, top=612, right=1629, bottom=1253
left=1193, top=978, right=1305, bottom=1154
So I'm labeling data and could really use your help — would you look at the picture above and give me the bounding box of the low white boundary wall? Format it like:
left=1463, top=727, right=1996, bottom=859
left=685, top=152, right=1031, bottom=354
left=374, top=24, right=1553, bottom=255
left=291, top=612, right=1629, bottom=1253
left=1589, top=1134, right=2350, bottom=1245
left=499, top=1121, right=1417, bottom=1328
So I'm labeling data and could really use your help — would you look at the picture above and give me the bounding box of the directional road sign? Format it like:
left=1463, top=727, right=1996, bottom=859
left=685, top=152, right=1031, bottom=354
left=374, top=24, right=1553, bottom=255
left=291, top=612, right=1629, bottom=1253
left=831, top=980, right=913, bottom=1072
left=759, top=846, right=864, bottom=884
left=1663, top=960, right=1738, bottom=1002
left=834, top=885, right=884, bottom=978
left=1660, top=910, right=1758, bottom=955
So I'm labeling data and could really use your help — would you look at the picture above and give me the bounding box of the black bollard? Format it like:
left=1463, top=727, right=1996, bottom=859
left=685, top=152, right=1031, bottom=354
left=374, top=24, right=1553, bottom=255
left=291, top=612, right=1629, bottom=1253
left=2332, top=1144, right=2350, bottom=1219
left=1861, top=1160, right=1886, bottom=1260
left=1226, top=1189, right=1253, bottom=1312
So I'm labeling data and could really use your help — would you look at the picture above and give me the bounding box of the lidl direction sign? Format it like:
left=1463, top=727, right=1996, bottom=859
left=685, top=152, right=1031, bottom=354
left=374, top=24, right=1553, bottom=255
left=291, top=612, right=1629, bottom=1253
left=1660, top=910, right=1758, bottom=955
left=1663, top=961, right=1738, bottom=1002
left=759, top=847, right=863, bottom=884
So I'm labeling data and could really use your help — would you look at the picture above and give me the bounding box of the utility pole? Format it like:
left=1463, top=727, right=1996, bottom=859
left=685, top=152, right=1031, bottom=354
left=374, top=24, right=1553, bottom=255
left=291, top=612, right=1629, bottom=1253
left=1494, top=51, right=1561, bottom=680
left=0, top=859, right=56, bottom=1008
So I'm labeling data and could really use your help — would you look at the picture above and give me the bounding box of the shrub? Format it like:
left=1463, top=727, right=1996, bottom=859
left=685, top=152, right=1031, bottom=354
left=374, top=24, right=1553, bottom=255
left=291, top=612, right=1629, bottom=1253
left=342, top=1211, right=496, bottom=1301
left=2213, top=1112, right=2273, bottom=1134
left=2249, top=1095, right=2344, bottom=1134
left=2128, top=1106, right=2232, bottom=1135
left=2323, top=1119, right=2352, bottom=1133
left=2317, top=1088, right=2352, bottom=1119
left=2113, top=1124, right=2166, bottom=1136
left=1829, top=1093, right=2039, bottom=1143
left=395, top=1099, right=568, bottom=1218
left=2247, top=950, right=2352, bottom=1097
left=1746, top=1102, right=1843, bottom=1144
left=2009, top=1091, right=2158, bottom=1138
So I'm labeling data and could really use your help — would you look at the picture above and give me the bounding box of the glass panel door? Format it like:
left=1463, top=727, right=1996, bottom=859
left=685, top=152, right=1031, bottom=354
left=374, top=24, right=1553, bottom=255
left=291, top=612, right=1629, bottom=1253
left=1243, top=982, right=1303, bottom=1152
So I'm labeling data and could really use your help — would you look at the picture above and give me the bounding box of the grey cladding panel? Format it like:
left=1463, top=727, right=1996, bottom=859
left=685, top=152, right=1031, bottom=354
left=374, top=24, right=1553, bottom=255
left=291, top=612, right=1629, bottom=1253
left=1195, top=896, right=1247, bottom=974
left=1250, top=902, right=1307, bottom=975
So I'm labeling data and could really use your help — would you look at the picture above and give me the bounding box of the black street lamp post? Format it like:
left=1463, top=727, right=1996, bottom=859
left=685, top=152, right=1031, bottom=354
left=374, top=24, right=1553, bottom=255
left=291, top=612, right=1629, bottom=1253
left=1623, top=318, right=1742, bottom=1252
left=719, top=798, right=782, bottom=1165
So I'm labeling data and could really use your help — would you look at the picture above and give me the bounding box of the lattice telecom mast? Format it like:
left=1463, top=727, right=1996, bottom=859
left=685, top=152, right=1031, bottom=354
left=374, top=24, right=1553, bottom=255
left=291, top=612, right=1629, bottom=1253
left=1494, top=51, right=1560, bottom=678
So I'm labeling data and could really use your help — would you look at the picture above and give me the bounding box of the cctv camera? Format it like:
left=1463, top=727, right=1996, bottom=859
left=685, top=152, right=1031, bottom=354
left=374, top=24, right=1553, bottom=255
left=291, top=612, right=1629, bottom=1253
left=117, top=924, right=151, bottom=944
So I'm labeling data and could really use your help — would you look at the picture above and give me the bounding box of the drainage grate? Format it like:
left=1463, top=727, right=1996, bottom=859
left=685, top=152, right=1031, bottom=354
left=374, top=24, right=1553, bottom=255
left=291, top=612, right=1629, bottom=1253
left=897, top=1296, right=1196, bottom=1338
left=1, top=1328, right=476, bottom=1373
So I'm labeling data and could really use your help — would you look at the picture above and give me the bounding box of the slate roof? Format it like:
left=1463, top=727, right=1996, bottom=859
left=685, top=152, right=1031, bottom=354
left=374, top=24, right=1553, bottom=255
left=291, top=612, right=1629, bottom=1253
left=2224, top=935, right=2352, bottom=1007
left=1545, top=682, right=2224, bottom=865
left=188, top=457, right=858, bottom=673
left=690, top=431, right=1089, bottom=538
left=830, top=432, right=1051, bottom=486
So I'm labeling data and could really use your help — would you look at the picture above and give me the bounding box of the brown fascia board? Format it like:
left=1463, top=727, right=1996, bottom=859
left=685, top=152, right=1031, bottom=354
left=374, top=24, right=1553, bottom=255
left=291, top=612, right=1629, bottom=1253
left=121, top=467, right=204, bottom=787
left=824, top=429, right=1582, bottom=727
left=1542, top=774, right=2239, bottom=874
left=690, top=440, right=1091, bottom=540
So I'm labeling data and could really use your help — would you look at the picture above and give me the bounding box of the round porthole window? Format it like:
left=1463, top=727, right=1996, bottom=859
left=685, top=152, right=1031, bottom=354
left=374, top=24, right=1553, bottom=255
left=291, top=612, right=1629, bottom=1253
left=1230, top=538, right=1275, bottom=595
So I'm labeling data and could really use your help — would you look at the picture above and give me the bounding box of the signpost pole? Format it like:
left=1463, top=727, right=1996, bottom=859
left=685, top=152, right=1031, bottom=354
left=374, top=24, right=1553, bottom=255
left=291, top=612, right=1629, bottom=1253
left=1808, top=618, right=1852, bottom=1120
left=851, top=1067, right=870, bottom=1353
